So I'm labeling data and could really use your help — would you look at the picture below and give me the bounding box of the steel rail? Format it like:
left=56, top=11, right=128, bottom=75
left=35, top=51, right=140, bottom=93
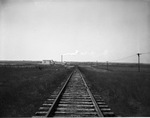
left=33, top=67, right=115, bottom=117
left=45, top=70, right=74, bottom=117
left=78, top=69, right=104, bottom=117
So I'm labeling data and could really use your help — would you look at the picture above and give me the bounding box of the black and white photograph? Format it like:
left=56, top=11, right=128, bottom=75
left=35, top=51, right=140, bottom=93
left=0, top=0, right=150, bottom=117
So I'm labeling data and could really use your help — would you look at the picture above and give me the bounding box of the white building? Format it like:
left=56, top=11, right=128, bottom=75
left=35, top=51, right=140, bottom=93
left=42, top=60, right=55, bottom=65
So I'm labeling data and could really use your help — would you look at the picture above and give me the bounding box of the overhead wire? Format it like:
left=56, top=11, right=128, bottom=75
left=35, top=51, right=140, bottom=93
left=109, top=54, right=137, bottom=62
left=140, top=52, right=150, bottom=55
left=108, top=51, right=150, bottom=62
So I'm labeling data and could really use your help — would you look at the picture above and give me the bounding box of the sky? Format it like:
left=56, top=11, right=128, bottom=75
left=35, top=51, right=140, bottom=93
left=0, top=0, right=150, bottom=63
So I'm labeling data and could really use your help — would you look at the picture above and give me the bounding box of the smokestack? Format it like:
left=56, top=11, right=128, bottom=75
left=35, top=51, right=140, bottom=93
left=61, top=55, right=63, bottom=62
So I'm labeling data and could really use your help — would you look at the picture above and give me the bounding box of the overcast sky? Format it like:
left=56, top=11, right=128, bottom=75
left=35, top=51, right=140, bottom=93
left=0, top=0, right=150, bottom=63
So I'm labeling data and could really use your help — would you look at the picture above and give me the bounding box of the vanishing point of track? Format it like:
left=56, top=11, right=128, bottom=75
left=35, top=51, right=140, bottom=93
left=33, top=67, right=115, bottom=117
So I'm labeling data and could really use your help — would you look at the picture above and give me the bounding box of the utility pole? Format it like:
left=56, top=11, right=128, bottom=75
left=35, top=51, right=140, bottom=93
left=137, top=53, right=141, bottom=72
left=106, top=61, right=108, bottom=70
left=61, top=55, right=63, bottom=63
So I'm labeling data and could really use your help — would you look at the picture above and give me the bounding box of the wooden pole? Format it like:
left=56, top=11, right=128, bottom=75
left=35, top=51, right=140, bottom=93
left=137, top=53, right=140, bottom=72
left=61, top=55, right=63, bottom=62
left=107, top=61, right=108, bottom=70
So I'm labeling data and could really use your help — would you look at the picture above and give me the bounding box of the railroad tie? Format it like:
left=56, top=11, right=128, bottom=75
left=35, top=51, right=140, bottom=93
left=33, top=68, right=115, bottom=117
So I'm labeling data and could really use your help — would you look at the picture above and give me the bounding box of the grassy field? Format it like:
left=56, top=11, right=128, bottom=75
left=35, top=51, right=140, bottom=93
left=92, top=62, right=150, bottom=72
left=0, top=64, right=73, bottom=117
left=79, top=65, right=150, bottom=117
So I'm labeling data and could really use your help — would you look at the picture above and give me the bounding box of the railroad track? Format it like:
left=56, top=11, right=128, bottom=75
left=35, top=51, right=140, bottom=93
left=33, top=68, right=115, bottom=117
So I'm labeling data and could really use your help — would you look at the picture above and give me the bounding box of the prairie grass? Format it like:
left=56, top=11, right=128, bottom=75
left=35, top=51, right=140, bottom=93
left=79, top=66, right=150, bottom=116
left=93, top=63, right=150, bottom=72
left=0, top=65, right=72, bottom=117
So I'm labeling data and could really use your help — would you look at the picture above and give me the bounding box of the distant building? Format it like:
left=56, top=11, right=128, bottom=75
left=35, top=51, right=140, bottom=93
left=42, top=60, right=55, bottom=65
left=54, top=61, right=66, bottom=65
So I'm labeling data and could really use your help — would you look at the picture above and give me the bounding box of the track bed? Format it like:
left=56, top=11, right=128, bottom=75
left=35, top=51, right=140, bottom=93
left=33, top=68, right=115, bottom=117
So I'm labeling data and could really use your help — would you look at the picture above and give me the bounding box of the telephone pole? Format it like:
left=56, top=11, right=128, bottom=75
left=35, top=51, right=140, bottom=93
left=137, top=53, right=141, bottom=72
left=61, top=55, right=63, bottom=63
left=106, top=61, right=108, bottom=70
